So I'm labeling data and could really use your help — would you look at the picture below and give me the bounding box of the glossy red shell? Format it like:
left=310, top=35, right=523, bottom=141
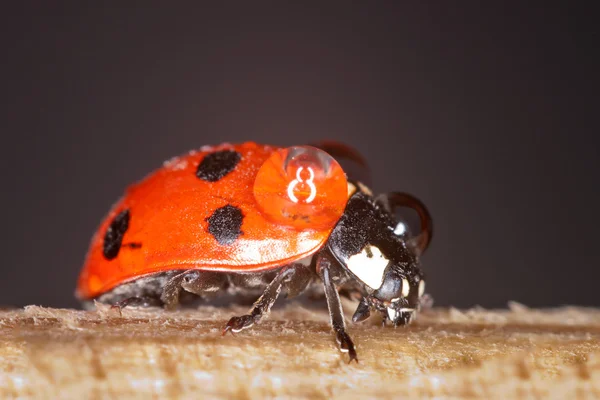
left=76, top=142, right=349, bottom=299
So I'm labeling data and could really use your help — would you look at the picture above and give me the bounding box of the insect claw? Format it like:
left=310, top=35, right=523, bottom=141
left=348, top=350, right=359, bottom=364
left=110, top=304, right=123, bottom=317
left=221, top=325, right=235, bottom=336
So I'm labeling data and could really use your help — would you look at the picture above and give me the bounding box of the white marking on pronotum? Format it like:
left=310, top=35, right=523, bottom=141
left=419, top=280, right=426, bottom=297
left=401, top=278, right=410, bottom=297
left=346, top=245, right=389, bottom=289
left=391, top=297, right=401, bottom=303
left=287, top=167, right=317, bottom=203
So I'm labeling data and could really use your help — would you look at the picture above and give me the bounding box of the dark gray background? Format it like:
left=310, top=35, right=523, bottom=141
left=2, top=3, right=598, bottom=309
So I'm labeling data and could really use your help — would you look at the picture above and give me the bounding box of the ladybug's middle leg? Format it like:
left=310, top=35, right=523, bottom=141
left=222, top=263, right=313, bottom=334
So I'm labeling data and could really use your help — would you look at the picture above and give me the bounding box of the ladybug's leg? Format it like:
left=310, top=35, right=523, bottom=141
left=161, top=270, right=227, bottom=309
left=284, top=263, right=315, bottom=298
left=110, top=296, right=163, bottom=314
left=316, top=252, right=358, bottom=363
left=222, top=264, right=311, bottom=334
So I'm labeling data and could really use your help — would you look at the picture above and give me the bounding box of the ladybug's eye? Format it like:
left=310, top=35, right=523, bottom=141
left=253, top=146, right=348, bottom=230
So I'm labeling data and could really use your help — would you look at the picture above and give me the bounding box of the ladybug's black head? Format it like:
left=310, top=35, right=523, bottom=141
left=354, top=260, right=426, bottom=326
left=326, top=189, right=430, bottom=326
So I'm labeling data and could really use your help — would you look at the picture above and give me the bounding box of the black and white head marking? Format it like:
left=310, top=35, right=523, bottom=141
left=327, top=192, right=427, bottom=326
left=346, top=244, right=389, bottom=290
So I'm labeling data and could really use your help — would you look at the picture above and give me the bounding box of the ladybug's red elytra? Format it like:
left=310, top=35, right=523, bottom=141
left=76, top=141, right=433, bottom=362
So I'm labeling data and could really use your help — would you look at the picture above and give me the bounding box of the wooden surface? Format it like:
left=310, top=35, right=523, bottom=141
left=1, top=301, right=600, bottom=399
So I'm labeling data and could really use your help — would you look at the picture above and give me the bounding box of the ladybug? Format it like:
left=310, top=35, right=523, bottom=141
left=76, top=141, right=433, bottom=362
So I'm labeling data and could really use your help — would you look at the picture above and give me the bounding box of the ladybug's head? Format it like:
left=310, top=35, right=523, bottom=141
left=326, top=188, right=432, bottom=326
left=352, top=258, right=426, bottom=326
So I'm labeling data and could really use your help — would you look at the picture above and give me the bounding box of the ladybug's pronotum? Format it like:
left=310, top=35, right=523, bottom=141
left=76, top=141, right=433, bottom=362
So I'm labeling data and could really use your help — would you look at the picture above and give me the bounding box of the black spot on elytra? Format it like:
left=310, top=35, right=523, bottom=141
left=103, top=209, right=131, bottom=260
left=196, top=150, right=241, bottom=182
left=206, top=205, right=244, bottom=245
left=123, top=242, right=142, bottom=250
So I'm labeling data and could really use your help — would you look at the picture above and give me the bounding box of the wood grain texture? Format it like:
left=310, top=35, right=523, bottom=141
left=1, top=301, right=599, bottom=399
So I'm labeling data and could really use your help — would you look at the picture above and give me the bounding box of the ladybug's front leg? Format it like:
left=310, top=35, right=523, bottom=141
left=222, top=264, right=311, bottom=334
left=316, top=252, right=358, bottom=363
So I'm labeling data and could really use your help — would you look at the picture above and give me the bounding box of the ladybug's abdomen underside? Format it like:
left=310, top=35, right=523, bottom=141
left=76, top=142, right=332, bottom=299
